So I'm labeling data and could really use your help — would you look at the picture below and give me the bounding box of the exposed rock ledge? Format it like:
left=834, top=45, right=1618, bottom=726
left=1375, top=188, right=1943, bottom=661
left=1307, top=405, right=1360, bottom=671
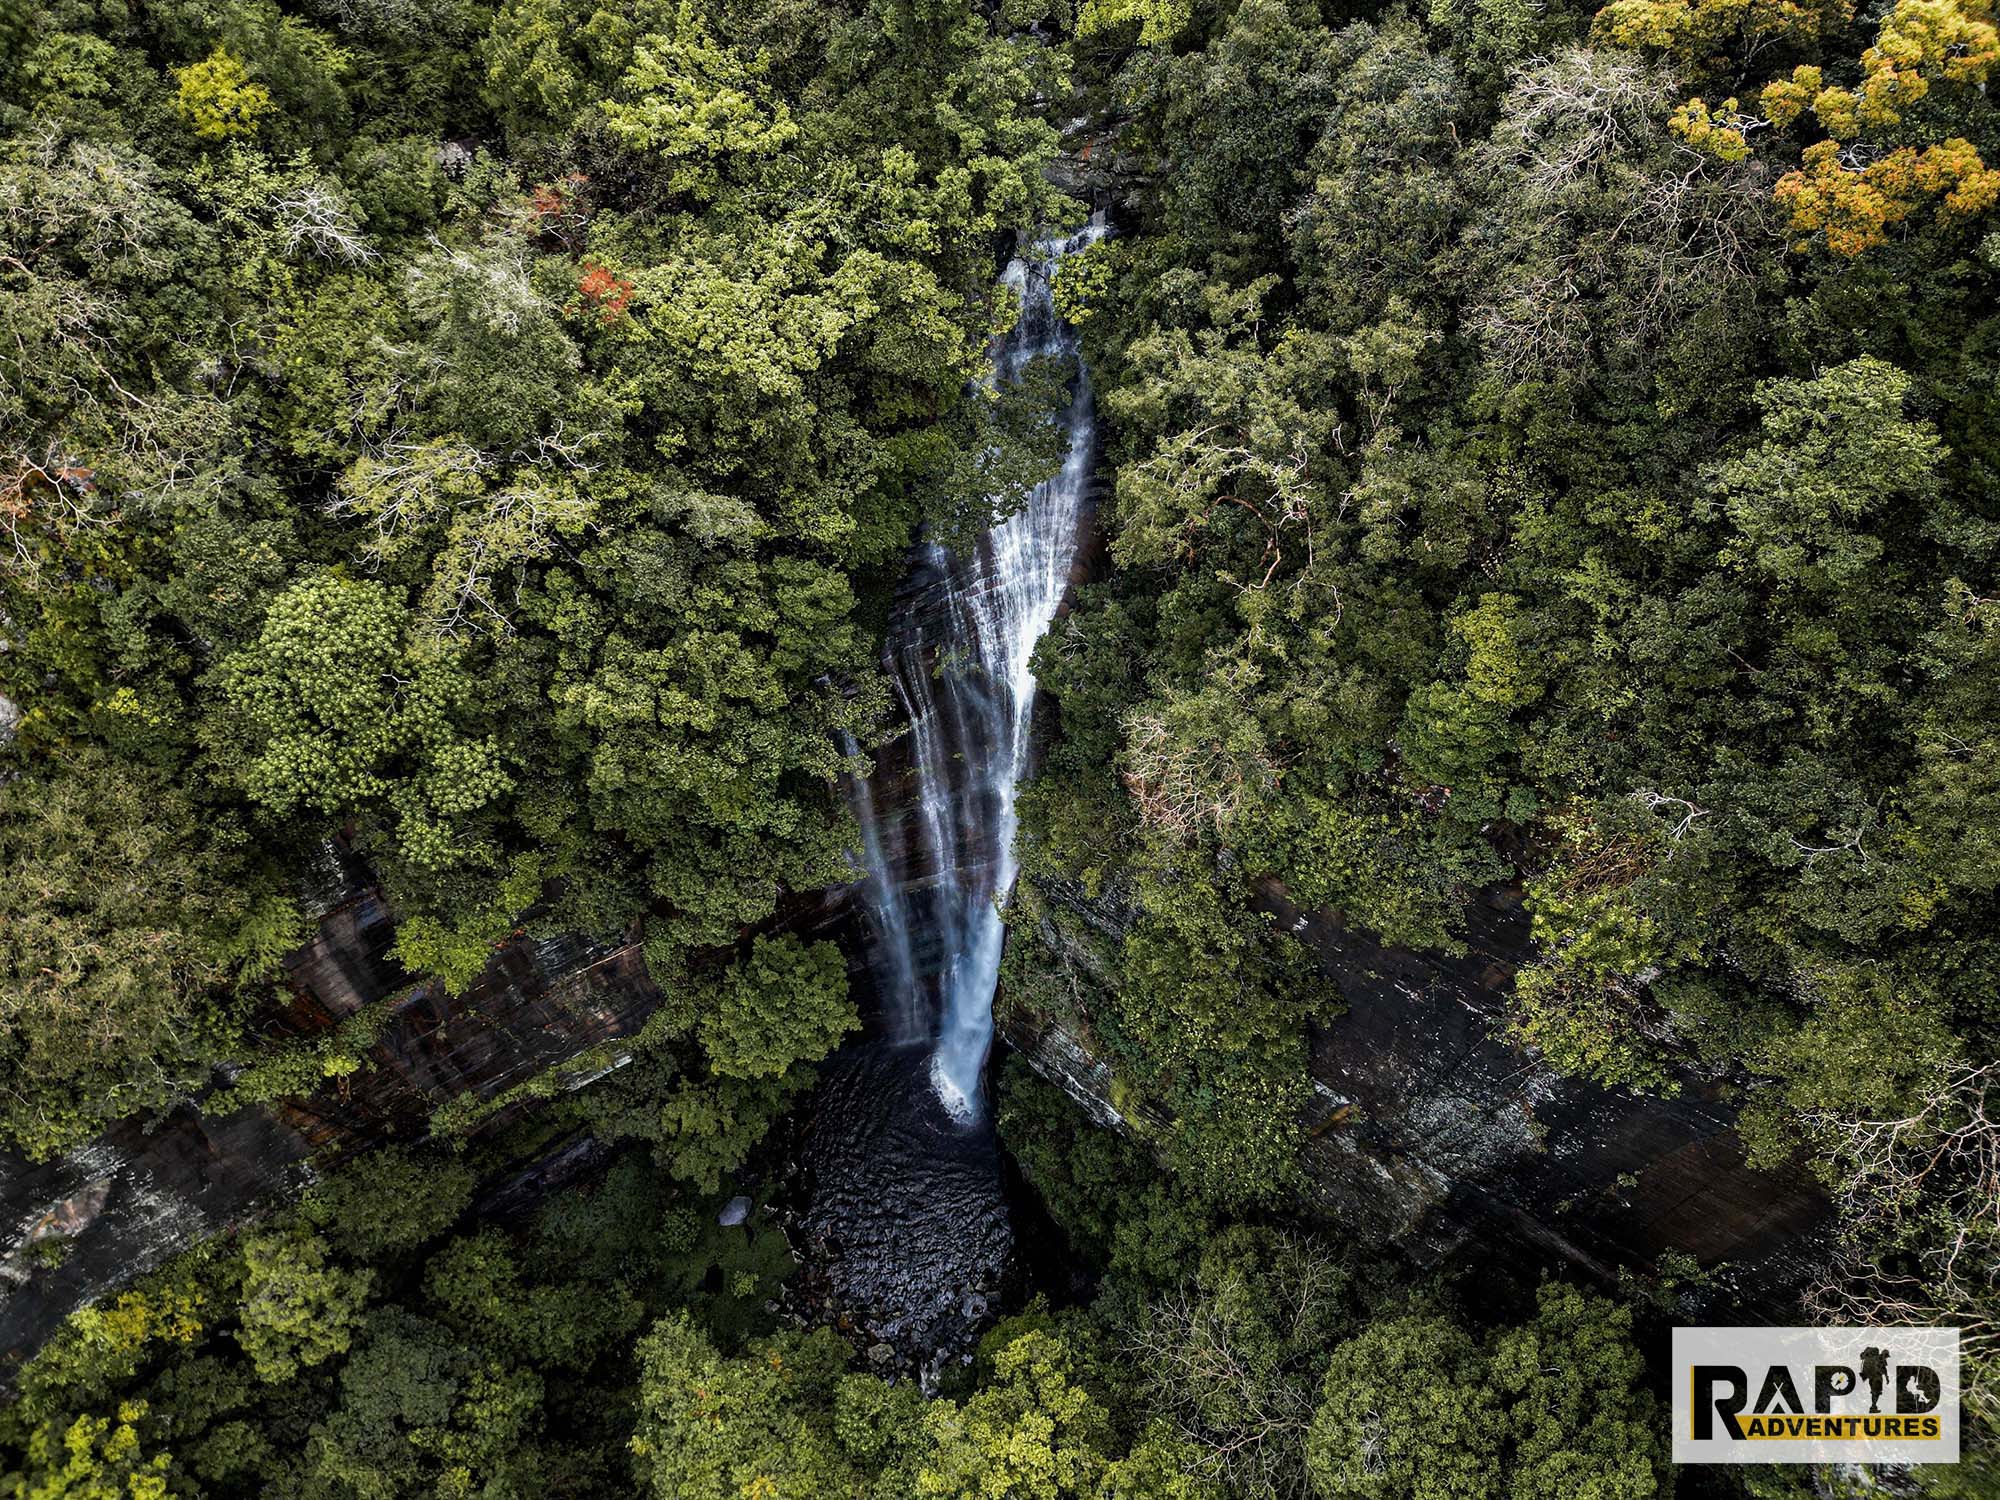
left=0, top=858, right=669, bottom=1375
left=1003, top=876, right=1833, bottom=1322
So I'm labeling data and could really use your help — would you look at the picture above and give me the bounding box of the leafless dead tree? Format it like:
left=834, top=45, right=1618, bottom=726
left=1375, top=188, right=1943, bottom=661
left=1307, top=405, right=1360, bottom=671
left=1806, top=1062, right=2000, bottom=1434
left=1786, top=803, right=1887, bottom=872
left=1122, top=685, right=1286, bottom=844
left=415, top=474, right=593, bottom=639
left=1124, top=1233, right=1347, bottom=1499
left=1, top=134, right=244, bottom=572
left=1467, top=48, right=1773, bottom=383
left=273, top=179, right=378, bottom=265
left=406, top=236, right=543, bottom=336
left=1629, top=788, right=1710, bottom=853
left=1128, top=426, right=1330, bottom=596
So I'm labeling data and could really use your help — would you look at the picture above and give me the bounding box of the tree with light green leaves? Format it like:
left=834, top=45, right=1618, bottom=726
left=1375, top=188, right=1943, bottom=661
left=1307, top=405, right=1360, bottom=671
left=234, top=1231, right=374, bottom=1383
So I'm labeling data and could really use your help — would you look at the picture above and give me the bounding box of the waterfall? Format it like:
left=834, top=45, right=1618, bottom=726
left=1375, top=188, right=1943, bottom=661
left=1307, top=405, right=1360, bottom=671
left=842, top=224, right=1103, bottom=1121
left=837, top=729, right=922, bottom=1043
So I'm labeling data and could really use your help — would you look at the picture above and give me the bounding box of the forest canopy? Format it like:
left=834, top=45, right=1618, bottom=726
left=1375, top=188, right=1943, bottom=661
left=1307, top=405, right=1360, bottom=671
left=0, top=0, right=1075, bottom=1156
left=2, top=0, right=1999, bottom=1493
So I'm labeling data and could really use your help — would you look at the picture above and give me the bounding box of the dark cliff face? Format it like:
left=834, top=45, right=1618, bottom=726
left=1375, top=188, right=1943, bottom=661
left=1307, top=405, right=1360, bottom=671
left=0, top=797, right=1832, bottom=1378
left=1003, top=874, right=1832, bottom=1322
left=0, top=1096, right=315, bottom=1379
left=0, top=860, right=670, bottom=1374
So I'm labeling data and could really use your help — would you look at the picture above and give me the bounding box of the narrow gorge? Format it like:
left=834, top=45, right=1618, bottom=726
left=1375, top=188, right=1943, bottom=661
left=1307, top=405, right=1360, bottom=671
left=1, top=209, right=1832, bottom=1380
left=793, top=224, right=1105, bottom=1376
left=9, top=1, right=1997, bottom=1480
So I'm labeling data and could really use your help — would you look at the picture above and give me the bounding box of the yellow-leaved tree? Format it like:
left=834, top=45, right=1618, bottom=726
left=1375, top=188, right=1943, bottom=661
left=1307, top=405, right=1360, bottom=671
left=1603, top=0, right=2000, bottom=253
left=173, top=48, right=272, bottom=140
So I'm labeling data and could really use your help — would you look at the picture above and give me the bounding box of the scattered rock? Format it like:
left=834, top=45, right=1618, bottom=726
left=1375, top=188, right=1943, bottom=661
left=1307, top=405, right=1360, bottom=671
left=788, top=1044, right=1013, bottom=1373
left=0, top=1178, right=113, bottom=1290
left=717, top=1195, right=752, bottom=1227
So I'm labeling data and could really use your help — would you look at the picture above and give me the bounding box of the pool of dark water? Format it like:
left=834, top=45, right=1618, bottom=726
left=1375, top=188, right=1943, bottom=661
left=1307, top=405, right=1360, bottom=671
left=780, top=1040, right=1012, bottom=1385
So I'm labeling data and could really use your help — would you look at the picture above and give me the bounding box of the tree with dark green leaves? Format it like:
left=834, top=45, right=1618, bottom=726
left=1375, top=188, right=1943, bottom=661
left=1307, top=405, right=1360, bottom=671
left=1304, top=1287, right=1664, bottom=1500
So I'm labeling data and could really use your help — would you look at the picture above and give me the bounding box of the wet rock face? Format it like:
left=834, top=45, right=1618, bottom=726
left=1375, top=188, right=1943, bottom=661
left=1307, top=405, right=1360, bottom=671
left=0, top=1104, right=316, bottom=1376
left=1003, top=877, right=1832, bottom=1321
left=1045, top=117, right=1147, bottom=217
left=0, top=859, right=671, bottom=1375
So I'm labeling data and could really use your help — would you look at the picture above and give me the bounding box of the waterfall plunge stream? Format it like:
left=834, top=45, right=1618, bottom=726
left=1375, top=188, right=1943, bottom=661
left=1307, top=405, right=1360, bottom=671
left=790, top=228, right=1101, bottom=1374
left=847, top=224, right=1103, bottom=1119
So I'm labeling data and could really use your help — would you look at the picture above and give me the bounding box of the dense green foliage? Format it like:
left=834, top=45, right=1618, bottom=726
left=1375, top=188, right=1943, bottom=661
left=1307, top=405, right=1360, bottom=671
left=1026, top=0, right=2000, bottom=1141
left=0, top=0, right=1072, bottom=1159
left=997, top=1062, right=1674, bottom=1500
left=0, top=1078, right=1678, bottom=1499
left=6, top=0, right=2000, bottom=1490
left=1002, top=0, right=2000, bottom=1443
left=0, top=1141, right=798, bottom=1498
left=547, top=933, right=859, bottom=1189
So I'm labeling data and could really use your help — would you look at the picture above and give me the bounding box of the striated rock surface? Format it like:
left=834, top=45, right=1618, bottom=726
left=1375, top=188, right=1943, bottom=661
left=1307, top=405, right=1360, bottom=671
left=0, top=856, right=669, bottom=1375
left=1043, top=111, right=1148, bottom=218
left=1002, top=874, right=1832, bottom=1321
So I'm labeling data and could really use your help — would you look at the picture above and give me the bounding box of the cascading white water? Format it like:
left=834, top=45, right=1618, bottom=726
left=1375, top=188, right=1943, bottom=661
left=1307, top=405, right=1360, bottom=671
left=837, top=729, right=922, bottom=1043
left=842, top=223, right=1103, bottom=1121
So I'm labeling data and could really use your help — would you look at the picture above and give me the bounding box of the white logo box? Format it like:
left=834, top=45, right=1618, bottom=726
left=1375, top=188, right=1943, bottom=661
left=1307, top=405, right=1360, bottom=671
left=1673, top=1326, right=1961, bottom=1464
